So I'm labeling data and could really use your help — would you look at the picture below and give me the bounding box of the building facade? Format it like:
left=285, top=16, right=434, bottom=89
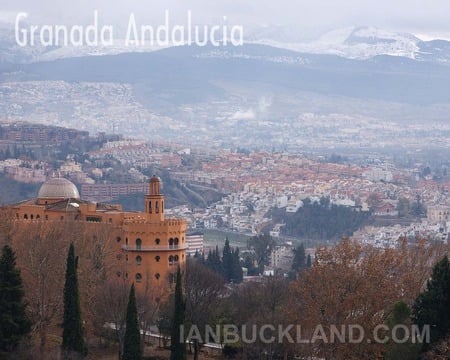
left=11, top=175, right=187, bottom=292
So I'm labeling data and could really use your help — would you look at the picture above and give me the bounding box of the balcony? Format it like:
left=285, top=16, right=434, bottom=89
left=121, top=245, right=187, bottom=252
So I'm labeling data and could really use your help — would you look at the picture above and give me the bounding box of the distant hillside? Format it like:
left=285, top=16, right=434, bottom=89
left=0, top=174, right=42, bottom=204
left=5, top=43, right=450, bottom=105
left=110, top=175, right=225, bottom=211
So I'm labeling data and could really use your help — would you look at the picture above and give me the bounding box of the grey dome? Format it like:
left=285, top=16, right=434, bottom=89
left=38, top=178, right=80, bottom=199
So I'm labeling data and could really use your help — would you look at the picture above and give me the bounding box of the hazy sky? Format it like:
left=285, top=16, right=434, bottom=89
left=2, top=0, right=450, bottom=39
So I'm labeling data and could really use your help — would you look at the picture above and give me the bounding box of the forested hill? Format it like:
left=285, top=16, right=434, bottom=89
left=272, top=197, right=372, bottom=240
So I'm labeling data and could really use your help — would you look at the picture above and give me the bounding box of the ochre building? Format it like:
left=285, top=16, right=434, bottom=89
left=11, top=175, right=187, bottom=290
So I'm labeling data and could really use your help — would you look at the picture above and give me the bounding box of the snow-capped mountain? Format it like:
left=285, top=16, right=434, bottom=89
left=248, top=26, right=421, bottom=60
left=1, top=22, right=450, bottom=65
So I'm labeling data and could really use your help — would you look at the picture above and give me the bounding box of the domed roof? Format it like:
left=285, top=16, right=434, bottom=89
left=38, top=178, right=80, bottom=199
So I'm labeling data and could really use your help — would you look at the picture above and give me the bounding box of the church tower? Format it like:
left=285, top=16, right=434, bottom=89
left=145, top=175, right=164, bottom=222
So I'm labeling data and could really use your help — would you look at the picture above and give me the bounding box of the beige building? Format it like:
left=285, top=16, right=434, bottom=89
left=427, top=205, right=450, bottom=223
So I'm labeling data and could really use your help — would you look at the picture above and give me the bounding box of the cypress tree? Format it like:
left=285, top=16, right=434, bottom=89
left=413, top=255, right=450, bottom=349
left=0, top=245, right=31, bottom=352
left=62, top=243, right=86, bottom=358
left=231, top=248, right=243, bottom=283
left=222, top=238, right=233, bottom=282
left=306, top=254, right=312, bottom=268
left=213, top=245, right=223, bottom=275
left=170, top=268, right=186, bottom=360
left=123, top=283, right=142, bottom=360
left=292, top=244, right=306, bottom=272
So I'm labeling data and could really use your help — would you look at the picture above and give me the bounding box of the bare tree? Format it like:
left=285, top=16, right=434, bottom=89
left=288, top=238, right=449, bottom=359
left=184, top=259, right=225, bottom=360
left=93, top=277, right=130, bottom=359
left=13, top=221, right=69, bottom=358
left=136, top=271, right=165, bottom=347
left=230, top=276, right=290, bottom=360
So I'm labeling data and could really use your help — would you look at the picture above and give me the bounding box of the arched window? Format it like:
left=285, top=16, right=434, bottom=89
left=155, top=255, right=160, bottom=262
left=136, top=238, right=142, bottom=250
left=155, top=238, right=160, bottom=245
left=24, top=214, right=28, bottom=219
left=174, top=238, right=179, bottom=247
left=174, top=255, right=179, bottom=263
left=36, top=215, right=40, bottom=219
left=155, top=273, right=160, bottom=280
left=136, top=256, right=142, bottom=265
left=169, top=238, right=174, bottom=248
left=136, top=273, right=142, bottom=283
left=169, top=255, right=174, bottom=265
left=126, top=237, right=129, bottom=245
left=116, top=236, right=121, bottom=243
left=30, top=214, right=34, bottom=220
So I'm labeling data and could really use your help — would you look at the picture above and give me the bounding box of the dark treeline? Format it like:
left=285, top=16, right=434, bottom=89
left=194, top=238, right=243, bottom=284
left=276, top=197, right=371, bottom=240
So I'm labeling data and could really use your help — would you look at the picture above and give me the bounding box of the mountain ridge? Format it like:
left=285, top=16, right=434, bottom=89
left=2, top=25, right=450, bottom=64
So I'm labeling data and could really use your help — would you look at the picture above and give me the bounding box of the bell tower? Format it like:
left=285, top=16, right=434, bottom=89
left=145, top=176, right=164, bottom=222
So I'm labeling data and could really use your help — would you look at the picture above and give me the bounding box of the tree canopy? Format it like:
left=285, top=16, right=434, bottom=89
left=62, top=243, right=87, bottom=358
left=123, top=283, right=142, bottom=360
left=274, top=197, right=370, bottom=240
left=170, top=268, right=186, bottom=360
left=0, top=245, right=31, bottom=353
left=413, top=255, right=450, bottom=349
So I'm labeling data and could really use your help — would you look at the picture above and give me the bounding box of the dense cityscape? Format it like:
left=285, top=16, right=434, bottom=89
left=1, top=2, right=450, bottom=359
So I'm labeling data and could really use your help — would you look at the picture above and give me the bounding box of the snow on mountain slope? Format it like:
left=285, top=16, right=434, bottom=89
left=0, top=19, right=449, bottom=65
left=248, top=26, right=421, bottom=60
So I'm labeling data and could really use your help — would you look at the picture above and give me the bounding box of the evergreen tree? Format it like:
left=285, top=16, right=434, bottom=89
left=244, top=255, right=258, bottom=276
left=248, top=233, right=275, bottom=274
left=306, top=254, right=312, bottom=268
left=123, top=284, right=142, bottom=360
left=222, top=238, right=233, bottom=282
left=0, top=245, right=31, bottom=353
left=206, top=246, right=222, bottom=275
left=413, top=255, right=450, bottom=349
left=231, top=248, right=243, bottom=283
left=292, top=244, right=306, bottom=272
left=62, top=243, right=86, bottom=358
left=384, top=301, right=421, bottom=360
left=170, top=268, right=186, bottom=360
